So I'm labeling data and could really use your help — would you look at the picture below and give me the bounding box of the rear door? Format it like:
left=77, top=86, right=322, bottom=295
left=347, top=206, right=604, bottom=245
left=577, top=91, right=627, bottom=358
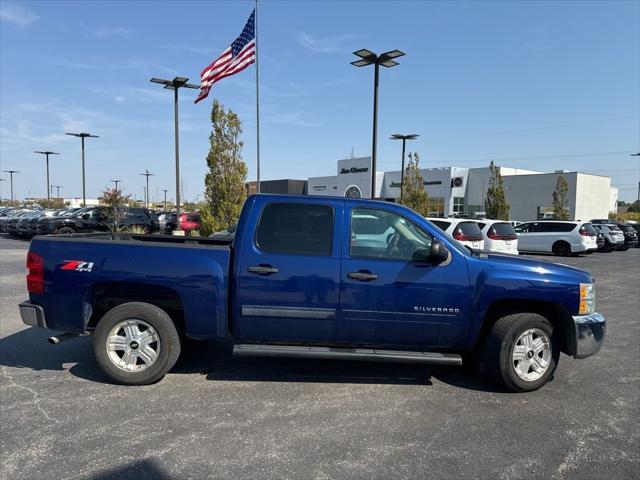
left=235, top=200, right=343, bottom=343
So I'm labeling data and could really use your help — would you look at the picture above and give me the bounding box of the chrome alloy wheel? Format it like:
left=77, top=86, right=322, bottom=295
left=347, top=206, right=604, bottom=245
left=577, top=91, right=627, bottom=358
left=512, top=328, right=552, bottom=382
left=106, top=319, right=160, bottom=372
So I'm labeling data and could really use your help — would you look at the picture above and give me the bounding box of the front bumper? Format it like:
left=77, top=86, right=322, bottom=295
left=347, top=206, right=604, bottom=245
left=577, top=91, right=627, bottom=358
left=572, top=312, right=606, bottom=359
left=19, top=301, right=47, bottom=328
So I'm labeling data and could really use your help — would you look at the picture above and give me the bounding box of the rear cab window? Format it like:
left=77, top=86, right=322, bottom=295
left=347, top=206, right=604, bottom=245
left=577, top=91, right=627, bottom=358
left=255, top=202, right=334, bottom=256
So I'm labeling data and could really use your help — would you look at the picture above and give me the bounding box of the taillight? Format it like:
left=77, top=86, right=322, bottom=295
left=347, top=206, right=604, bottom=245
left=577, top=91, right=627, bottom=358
left=453, top=232, right=483, bottom=242
left=26, top=251, right=44, bottom=294
left=488, top=230, right=517, bottom=241
left=579, top=226, right=595, bottom=237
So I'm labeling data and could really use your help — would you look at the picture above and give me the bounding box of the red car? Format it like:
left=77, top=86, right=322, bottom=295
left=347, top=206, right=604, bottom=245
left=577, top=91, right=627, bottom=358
left=165, top=212, right=201, bottom=235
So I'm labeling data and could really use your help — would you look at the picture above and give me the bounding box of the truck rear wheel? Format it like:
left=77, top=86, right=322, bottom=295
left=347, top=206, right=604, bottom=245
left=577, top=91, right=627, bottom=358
left=483, top=313, right=560, bottom=392
left=93, top=302, right=181, bottom=385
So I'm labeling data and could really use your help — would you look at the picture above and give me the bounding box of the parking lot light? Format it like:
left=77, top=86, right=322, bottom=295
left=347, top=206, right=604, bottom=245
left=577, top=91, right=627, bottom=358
left=149, top=76, right=199, bottom=232
left=34, top=151, right=59, bottom=207
left=140, top=170, right=154, bottom=208
left=351, top=49, right=405, bottom=199
left=66, top=133, right=98, bottom=207
left=3, top=170, right=19, bottom=205
left=390, top=134, right=419, bottom=201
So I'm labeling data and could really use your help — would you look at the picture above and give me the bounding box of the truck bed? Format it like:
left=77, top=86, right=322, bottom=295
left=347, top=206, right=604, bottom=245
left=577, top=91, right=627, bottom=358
left=28, top=233, right=232, bottom=338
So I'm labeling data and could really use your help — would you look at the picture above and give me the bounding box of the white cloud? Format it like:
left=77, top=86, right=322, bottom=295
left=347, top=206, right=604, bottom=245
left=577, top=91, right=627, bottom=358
left=0, top=2, right=40, bottom=27
left=297, top=32, right=362, bottom=53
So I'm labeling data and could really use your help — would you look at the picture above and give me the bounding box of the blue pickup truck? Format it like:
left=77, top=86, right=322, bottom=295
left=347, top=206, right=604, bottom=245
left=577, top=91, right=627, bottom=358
left=19, top=195, right=606, bottom=392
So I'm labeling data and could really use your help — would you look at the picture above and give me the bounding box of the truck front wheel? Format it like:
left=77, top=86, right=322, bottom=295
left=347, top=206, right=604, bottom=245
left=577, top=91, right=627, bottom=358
left=93, top=302, right=181, bottom=385
left=483, top=313, right=560, bottom=392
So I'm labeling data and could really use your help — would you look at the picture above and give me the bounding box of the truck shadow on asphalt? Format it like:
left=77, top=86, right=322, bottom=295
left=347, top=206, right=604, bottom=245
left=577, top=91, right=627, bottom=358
left=0, top=328, right=503, bottom=392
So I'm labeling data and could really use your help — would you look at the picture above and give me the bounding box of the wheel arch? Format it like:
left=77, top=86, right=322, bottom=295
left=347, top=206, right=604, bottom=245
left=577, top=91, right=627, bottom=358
left=476, top=299, right=576, bottom=356
left=86, top=282, right=185, bottom=336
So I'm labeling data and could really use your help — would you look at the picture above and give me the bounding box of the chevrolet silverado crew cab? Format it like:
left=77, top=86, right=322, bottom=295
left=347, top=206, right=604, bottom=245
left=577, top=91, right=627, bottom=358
left=19, top=195, right=606, bottom=392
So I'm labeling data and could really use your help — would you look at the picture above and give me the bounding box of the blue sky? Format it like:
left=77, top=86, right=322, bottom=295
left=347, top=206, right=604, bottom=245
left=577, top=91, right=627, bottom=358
left=1, top=0, right=638, bottom=203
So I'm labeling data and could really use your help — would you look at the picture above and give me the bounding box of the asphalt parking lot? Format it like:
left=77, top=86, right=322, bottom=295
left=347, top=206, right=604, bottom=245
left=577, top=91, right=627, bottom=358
left=0, top=235, right=638, bottom=480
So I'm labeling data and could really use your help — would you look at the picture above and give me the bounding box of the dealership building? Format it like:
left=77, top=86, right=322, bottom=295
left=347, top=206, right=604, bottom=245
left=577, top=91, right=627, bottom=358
left=305, top=156, right=617, bottom=221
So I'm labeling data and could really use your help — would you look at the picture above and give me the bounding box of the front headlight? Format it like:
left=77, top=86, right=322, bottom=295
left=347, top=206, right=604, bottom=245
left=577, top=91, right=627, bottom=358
left=579, top=283, right=596, bottom=315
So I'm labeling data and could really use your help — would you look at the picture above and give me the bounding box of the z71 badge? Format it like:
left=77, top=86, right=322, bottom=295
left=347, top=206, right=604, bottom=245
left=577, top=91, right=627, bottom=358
left=61, top=260, right=94, bottom=272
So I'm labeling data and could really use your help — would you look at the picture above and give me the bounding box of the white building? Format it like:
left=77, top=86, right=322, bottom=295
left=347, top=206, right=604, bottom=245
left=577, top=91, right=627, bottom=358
left=308, top=157, right=617, bottom=221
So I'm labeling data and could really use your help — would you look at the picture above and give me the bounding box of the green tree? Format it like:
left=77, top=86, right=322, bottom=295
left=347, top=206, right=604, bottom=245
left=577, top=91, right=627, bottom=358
left=100, top=187, right=131, bottom=232
left=201, top=99, right=248, bottom=236
left=552, top=175, right=570, bottom=220
left=485, top=160, right=510, bottom=220
left=400, top=152, right=429, bottom=216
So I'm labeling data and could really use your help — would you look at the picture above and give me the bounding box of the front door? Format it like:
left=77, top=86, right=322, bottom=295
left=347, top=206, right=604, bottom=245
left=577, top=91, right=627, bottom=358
left=339, top=206, right=471, bottom=348
left=235, top=201, right=343, bottom=343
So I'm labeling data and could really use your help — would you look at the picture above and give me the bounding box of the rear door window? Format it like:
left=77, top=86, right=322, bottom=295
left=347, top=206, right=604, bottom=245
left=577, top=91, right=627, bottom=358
left=256, top=203, right=334, bottom=256
left=430, top=220, right=451, bottom=231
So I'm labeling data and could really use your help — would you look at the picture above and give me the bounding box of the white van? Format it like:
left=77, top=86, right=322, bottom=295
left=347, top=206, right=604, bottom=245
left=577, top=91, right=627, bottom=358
left=426, top=218, right=485, bottom=250
left=477, top=220, right=519, bottom=254
left=513, top=221, right=598, bottom=255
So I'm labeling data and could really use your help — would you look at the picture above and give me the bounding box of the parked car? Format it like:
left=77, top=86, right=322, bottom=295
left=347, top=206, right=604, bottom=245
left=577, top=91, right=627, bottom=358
left=37, top=207, right=159, bottom=235
left=6, top=210, right=36, bottom=237
left=164, top=212, right=201, bottom=235
left=589, top=219, right=611, bottom=225
left=0, top=209, right=32, bottom=233
left=626, top=223, right=640, bottom=247
left=426, top=218, right=485, bottom=250
left=610, top=224, right=637, bottom=250
left=513, top=221, right=598, bottom=255
left=592, top=225, right=624, bottom=252
left=476, top=220, right=519, bottom=254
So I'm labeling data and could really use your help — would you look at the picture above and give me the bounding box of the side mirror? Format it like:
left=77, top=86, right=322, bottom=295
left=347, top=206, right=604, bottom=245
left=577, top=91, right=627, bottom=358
left=412, top=240, right=449, bottom=263
left=82, top=213, right=90, bottom=220
left=429, top=240, right=449, bottom=263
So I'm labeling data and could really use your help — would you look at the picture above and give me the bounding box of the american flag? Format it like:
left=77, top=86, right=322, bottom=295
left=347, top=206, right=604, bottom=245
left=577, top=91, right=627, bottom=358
left=195, top=9, right=256, bottom=104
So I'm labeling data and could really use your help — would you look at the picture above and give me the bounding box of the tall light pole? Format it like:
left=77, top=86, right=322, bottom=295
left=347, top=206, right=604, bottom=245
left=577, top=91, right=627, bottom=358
left=110, top=179, right=122, bottom=190
left=0, top=178, right=5, bottom=203
left=150, top=76, right=199, bottom=234
left=632, top=153, right=640, bottom=202
left=139, top=170, right=154, bottom=208
left=34, top=151, right=59, bottom=207
left=390, top=134, right=419, bottom=201
left=3, top=170, right=19, bottom=205
left=142, top=186, right=147, bottom=207
left=66, top=132, right=99, bottom=207
left=54, top=185, right=62, bottom=198
left=161, top=189, right=168, bottom=211
left=351, top=48, right=405, bottom=199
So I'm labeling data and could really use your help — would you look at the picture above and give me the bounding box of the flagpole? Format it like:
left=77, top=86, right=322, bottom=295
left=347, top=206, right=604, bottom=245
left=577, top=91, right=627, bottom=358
left=255, top=0, right=261, bottom=194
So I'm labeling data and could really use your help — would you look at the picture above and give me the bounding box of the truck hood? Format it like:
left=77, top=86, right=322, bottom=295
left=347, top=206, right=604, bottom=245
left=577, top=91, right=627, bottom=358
left=478, top=252, right=593, bottom=284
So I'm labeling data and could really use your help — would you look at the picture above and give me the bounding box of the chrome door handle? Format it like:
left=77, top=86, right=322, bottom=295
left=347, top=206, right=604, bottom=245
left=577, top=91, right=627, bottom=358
left=248, top=265, right=279, bottom=275
left=347, top=271, right=378, bottom=281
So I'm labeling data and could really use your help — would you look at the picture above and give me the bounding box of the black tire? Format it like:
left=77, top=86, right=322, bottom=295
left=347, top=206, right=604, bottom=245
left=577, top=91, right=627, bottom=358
left=93, top=302, right=181, bottom=385
left=483, top=312, right=560, bottom=392
left=552, top=241, right=571, bottom=256
left=55, top=226, right=76, bottom=235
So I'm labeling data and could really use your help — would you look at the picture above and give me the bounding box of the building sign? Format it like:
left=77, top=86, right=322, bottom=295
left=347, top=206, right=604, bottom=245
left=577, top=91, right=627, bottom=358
left=451, top=177, right=464, bottom=188
left=340, top=167, right=368, bottom=174
left=389, top=180, right=442, bottom=188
